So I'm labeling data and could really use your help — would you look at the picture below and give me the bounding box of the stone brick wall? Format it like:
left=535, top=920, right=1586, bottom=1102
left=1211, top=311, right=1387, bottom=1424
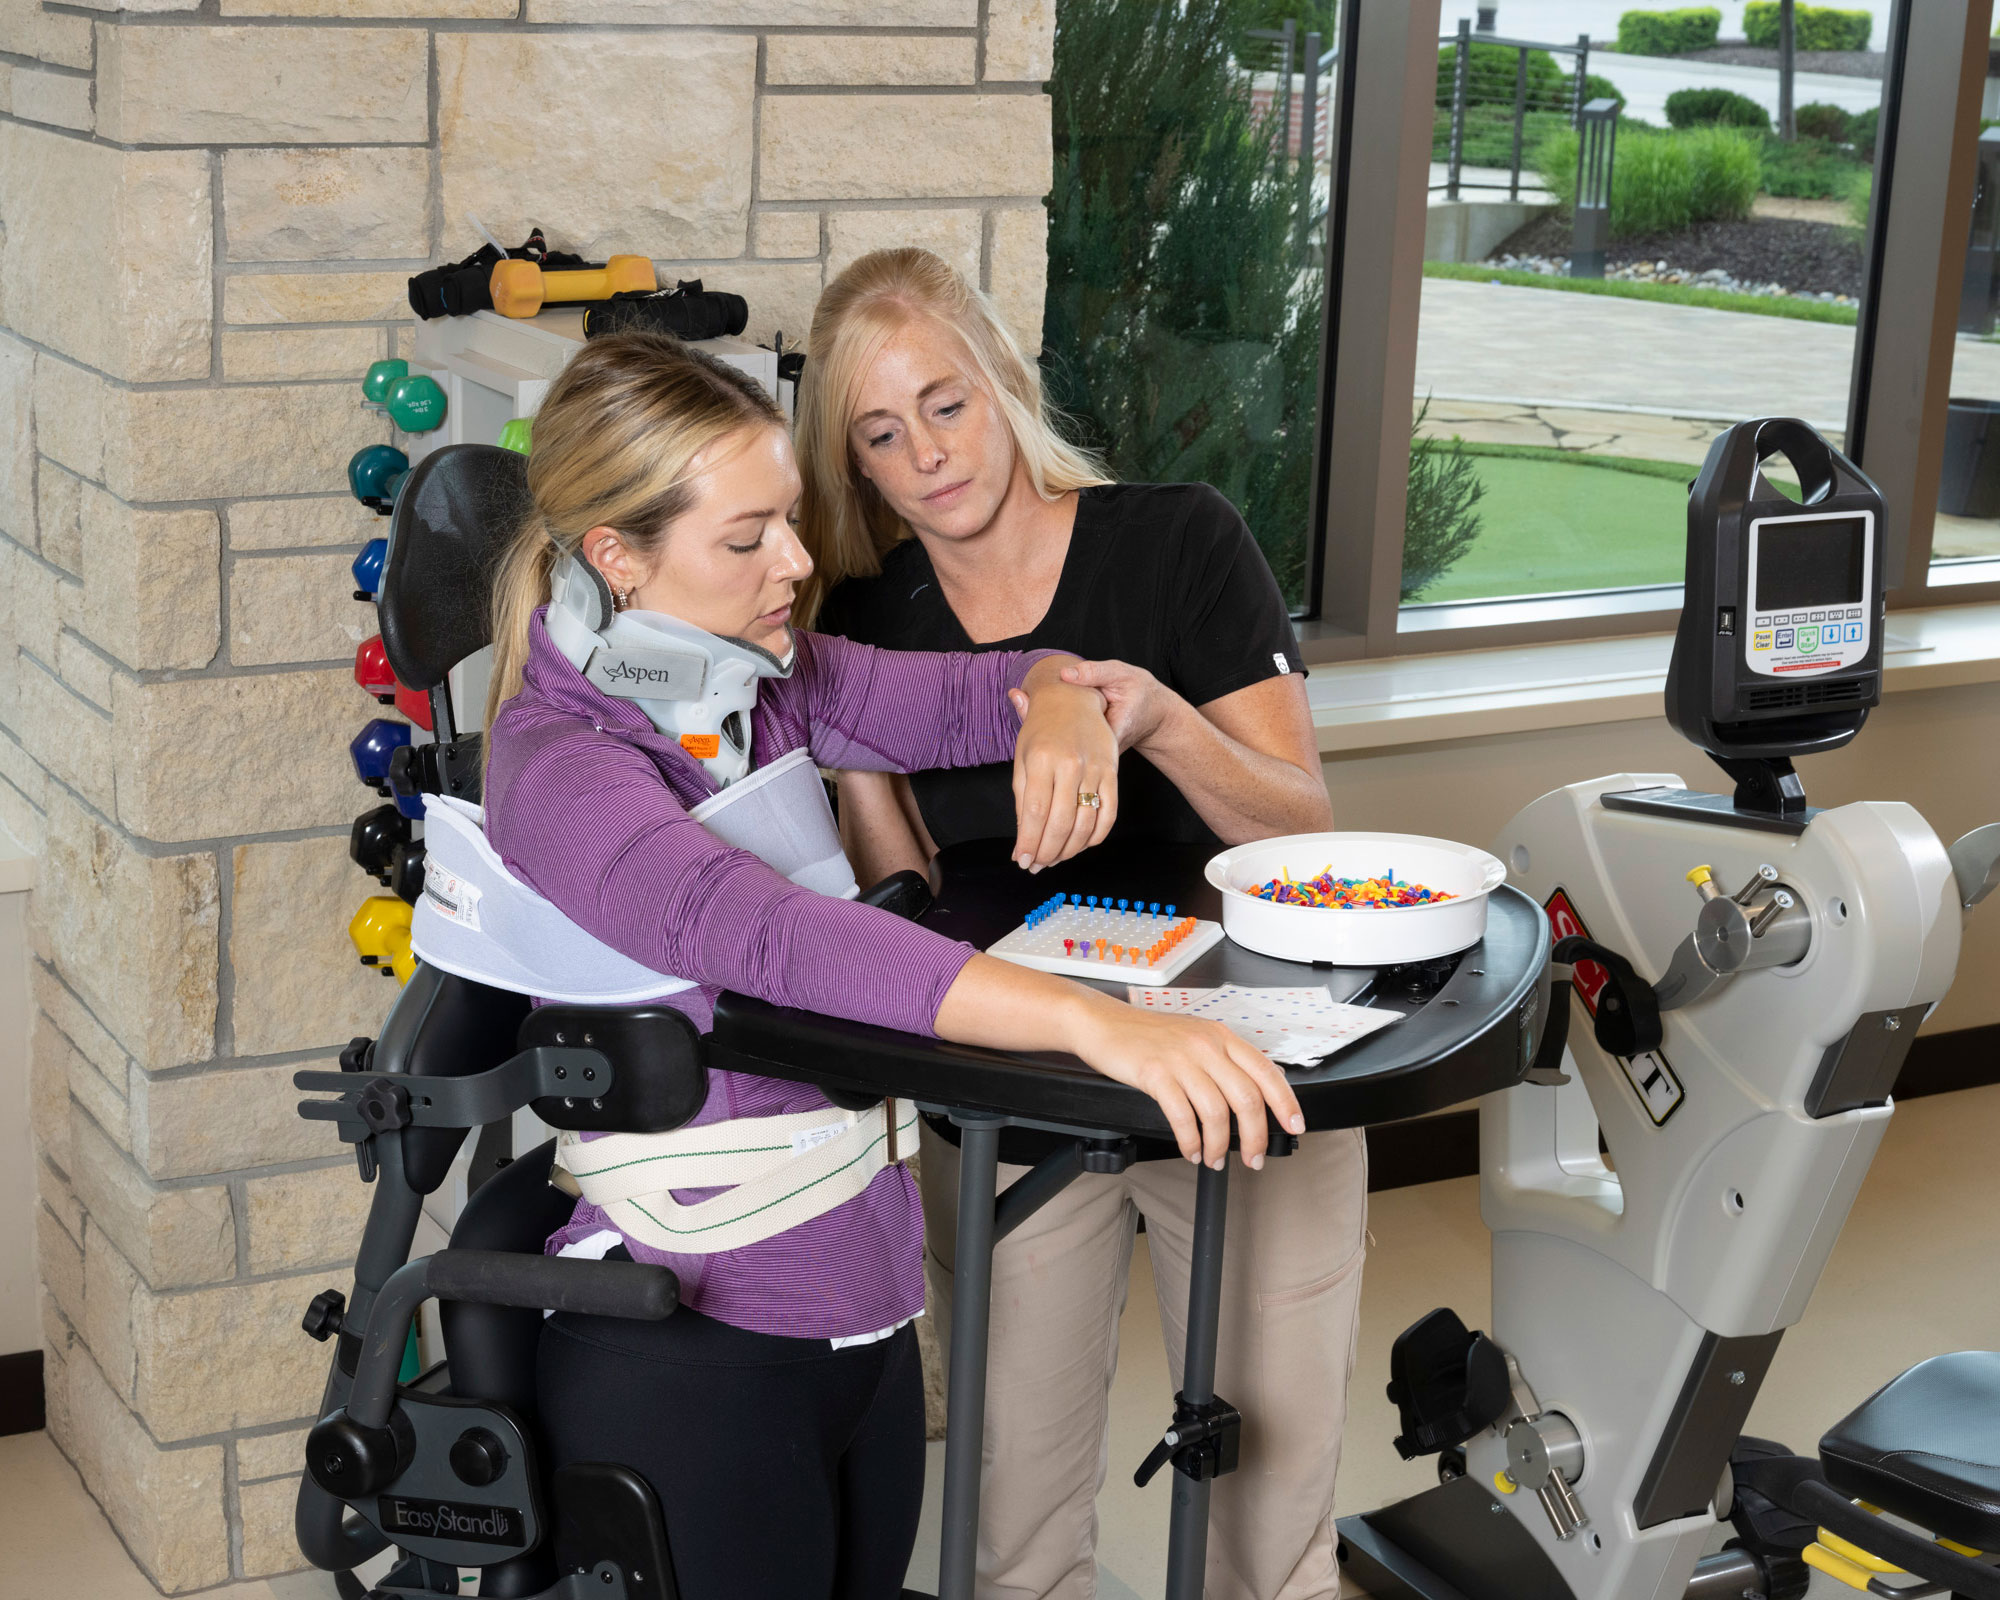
left=0, top=2, right=1051, bottom=1589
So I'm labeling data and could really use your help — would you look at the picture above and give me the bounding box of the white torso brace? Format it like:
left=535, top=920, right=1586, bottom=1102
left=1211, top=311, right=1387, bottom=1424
left=410, top=747, right=916, bottom=1253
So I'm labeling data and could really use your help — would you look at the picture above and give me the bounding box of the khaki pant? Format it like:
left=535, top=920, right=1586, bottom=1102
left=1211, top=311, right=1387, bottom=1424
left=921, top=1122, right=1368, bottom=1600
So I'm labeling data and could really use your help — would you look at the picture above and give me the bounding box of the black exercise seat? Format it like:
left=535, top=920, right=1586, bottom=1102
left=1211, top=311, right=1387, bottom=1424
left=1818, top=1351, right=2000, bottom=1552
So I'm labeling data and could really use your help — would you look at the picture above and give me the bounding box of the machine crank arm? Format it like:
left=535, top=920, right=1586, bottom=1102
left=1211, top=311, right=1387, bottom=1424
left=1949, top=822, right=2000, bottom=910
left=1654, top=933, right=1727, bottom=1013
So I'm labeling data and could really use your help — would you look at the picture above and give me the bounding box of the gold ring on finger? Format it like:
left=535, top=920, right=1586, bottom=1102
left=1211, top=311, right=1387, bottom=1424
left=1078, top=790, right=1101, bottom=810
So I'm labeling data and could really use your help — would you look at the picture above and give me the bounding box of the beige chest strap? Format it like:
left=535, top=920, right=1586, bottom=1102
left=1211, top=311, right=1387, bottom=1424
left=554, top=1098, right=918, bottom=1255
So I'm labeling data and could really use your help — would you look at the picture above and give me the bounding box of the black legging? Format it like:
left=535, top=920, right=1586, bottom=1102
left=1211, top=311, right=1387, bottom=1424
left=537, top=1306, right=925, bottom=1600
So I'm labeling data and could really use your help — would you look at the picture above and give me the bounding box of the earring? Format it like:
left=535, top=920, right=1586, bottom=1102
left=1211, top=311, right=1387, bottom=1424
left=612, top=587, right=633, bottom=613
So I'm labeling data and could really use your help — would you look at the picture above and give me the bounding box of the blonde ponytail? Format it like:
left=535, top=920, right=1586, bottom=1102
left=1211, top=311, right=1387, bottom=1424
left=482, top=332, right=785, bottom=743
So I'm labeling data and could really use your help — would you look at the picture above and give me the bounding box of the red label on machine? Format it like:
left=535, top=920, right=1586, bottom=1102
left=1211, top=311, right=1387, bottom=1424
left=1544, top=888, right=1610, bottom=1016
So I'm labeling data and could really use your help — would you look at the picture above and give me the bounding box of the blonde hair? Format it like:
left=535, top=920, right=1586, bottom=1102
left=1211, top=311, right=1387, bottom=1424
left=484, top=331, right=785, bottom=737
left=794, top=247, right=1110, bottom=621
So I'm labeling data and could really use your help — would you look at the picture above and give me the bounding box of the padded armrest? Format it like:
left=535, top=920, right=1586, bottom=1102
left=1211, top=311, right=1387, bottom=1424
left=427, top=1249, right=679, bottom=1321
left=520, top=1005, right=708, bottom=1133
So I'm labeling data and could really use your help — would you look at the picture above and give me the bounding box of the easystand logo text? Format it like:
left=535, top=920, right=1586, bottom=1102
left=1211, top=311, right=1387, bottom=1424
left=378, top=1495, right=526, bottom=1546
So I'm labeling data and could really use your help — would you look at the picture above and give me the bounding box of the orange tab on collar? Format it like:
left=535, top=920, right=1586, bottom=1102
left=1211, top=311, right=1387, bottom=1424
left=679, top=733, right=720, bottom=759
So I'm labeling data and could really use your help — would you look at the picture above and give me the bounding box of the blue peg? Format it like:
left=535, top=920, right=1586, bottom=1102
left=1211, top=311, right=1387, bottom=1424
left=1070, top=894, right=1081, bottom=905
left=1086, top=896, right=1097, bottom=908
left=1149, top=902, right=1161, bottom=915
left=1165, top=904, right=1176, bottom=918
left=1118, top=899, right=1128, bottom=912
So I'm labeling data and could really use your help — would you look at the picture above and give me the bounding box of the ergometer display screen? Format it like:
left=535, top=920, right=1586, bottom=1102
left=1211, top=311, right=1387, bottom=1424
left=1744, top=510, right=1874, bottom=678
left=1754, top=514, right=1867, bottom=611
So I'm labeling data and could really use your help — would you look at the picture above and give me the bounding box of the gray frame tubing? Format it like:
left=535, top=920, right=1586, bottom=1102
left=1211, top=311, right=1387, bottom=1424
left=1164, top=1160, right=1231, bottom=1600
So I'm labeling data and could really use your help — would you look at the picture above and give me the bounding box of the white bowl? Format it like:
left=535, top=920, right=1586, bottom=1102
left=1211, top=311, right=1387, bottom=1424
left=1204, top=832, right=1507, bottom=966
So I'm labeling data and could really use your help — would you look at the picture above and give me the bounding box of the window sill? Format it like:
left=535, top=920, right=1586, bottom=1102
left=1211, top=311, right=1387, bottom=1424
left=1308, top=601, right=2000, bottom=755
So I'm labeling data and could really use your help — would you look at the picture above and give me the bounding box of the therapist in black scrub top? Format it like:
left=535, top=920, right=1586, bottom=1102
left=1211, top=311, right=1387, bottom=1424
left=798, top=248, right=1363, bottom=1600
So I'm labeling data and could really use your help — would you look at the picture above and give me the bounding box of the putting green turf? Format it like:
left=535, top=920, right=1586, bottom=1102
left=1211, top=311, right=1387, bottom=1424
left=1414, top=452, right=1693, bottom=603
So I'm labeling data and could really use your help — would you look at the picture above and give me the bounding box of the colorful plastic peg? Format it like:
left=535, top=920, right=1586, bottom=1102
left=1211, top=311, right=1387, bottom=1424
left=498, top=416, right=533, bottom=456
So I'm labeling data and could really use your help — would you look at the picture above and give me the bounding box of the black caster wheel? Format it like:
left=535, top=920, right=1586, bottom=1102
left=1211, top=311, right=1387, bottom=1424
left=1437, top=1446, right=1468, bottom=1484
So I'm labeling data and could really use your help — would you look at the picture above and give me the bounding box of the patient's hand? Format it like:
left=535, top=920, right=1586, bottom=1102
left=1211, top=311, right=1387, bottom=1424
left=1007, top=658, right=1119, bottom=869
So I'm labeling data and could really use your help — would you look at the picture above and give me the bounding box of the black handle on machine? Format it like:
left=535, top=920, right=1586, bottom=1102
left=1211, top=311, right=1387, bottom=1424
left=1551, top=935, right=1663, bottom=1057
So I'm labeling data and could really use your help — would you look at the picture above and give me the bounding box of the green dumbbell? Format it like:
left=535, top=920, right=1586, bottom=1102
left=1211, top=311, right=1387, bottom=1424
left=361, top=359, right=409, bottom=407
left=385, top=373, right=448, bottom=434
left=348, top=444, right=410, bottom=510
left=497, top=417, right=533, bottom=456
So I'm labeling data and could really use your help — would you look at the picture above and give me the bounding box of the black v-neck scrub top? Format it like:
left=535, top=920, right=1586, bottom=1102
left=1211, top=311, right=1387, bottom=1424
left=815, top=482, right=1304, bottom=850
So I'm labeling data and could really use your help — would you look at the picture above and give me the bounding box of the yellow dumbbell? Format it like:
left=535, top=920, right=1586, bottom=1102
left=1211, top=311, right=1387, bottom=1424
left=348, top=894, right=416, bottom=983
left=489, top=254, right=657, bottom=319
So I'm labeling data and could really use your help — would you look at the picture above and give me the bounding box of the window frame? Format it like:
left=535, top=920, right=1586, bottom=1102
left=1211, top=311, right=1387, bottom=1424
left=1296, top=0, right=1998, bottom=662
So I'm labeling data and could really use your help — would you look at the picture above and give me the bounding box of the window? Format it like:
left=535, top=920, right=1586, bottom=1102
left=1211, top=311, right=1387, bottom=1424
left=1406, top=7, right=1885, bottom=618
left=1296, top=0, right=1994, bottom=657
left=1040, top=0, right=1342, bottom=608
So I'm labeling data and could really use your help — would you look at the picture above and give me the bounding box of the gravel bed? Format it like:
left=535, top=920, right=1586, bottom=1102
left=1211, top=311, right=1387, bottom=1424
left=1668, top=43, right=1886, bottom=79
left=1491, top=214, right=1865, bottom=299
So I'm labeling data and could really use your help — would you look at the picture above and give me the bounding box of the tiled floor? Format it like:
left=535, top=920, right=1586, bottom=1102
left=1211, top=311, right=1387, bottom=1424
left=5, top=1084, right=1995, bottom=1599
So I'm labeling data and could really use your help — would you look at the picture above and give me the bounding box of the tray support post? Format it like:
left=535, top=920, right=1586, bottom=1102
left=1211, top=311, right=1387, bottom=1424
left=939, top=1117, right=1002, bottom=1600
left=1165, top=1157, right=1234, bottom=1600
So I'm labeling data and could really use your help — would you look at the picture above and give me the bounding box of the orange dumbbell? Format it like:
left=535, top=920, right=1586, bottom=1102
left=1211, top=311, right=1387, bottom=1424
left=489, top=255, right=657, bottom=319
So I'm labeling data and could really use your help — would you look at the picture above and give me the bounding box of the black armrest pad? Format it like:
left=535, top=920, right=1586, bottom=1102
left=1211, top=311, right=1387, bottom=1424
left=520, top=1005, right=708, bottom=1133
left=426, top=1249, right=678, bottom=1321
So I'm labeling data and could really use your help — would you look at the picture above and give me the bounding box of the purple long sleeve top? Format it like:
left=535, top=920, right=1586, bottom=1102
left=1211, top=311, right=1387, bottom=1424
left=483, top=610, right=1057, bottom=1339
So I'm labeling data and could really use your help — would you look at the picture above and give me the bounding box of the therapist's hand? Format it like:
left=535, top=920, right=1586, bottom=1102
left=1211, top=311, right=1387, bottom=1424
left=1055, top=658, right=1182, bottom=755
left=1006, top=657, right=1119, bottom=870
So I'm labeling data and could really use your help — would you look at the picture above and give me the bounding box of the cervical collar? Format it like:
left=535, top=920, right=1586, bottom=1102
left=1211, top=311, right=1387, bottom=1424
left=544, top=555, right=793, bottom=786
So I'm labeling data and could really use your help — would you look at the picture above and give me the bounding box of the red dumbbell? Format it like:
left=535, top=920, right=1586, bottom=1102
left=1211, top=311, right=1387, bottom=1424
left=355, top=636, right=396, bottom=703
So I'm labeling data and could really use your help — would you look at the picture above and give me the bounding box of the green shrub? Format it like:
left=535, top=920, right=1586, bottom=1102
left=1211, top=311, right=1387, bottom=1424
left=1615, top=7, right=1722, bottom=55
left=1794, top=101, right=1852, bottom=141
left=1847, top=105, right=1880, bottom=161
left=1759, top=133, right=1870, bottom=199
left=1537, top=124, right=1761, bottom=237
left=1665, top=87, right=1770, bottom=131
left=1743, top=2, right=1872, bottom=51
left=1682, top=124, right=1763, bottom=220
left=1582, top=73, right=1627, bottom=112
left=1437, top=41, right=1572, bottom=113
left=1403, top=401, right=1486, bottom=602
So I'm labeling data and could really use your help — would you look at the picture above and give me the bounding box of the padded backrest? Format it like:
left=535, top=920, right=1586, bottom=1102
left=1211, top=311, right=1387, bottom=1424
left=380, top=445, right=532, bottom=691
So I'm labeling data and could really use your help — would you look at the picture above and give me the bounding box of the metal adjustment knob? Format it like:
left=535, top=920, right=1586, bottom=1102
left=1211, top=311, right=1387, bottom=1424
left=300, top=1288, right=346, bottom=1342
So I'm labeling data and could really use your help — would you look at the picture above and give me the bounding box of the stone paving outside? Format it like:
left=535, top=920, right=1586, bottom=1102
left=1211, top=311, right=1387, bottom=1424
left=1411, top=278, right=2000, bottom=559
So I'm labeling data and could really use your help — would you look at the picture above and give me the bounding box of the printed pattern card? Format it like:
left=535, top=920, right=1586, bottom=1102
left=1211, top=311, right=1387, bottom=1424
left=1127, top=983, right=1401, bottom=1066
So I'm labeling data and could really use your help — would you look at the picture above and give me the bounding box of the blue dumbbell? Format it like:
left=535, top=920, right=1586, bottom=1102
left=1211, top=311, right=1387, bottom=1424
left=350, top=718, right=411, bottom=796
left=352, top=538, right=387, bottom=602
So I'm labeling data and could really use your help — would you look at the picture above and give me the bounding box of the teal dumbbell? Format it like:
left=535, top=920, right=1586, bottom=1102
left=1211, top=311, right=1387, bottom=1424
left=348, top=444, right=410, bottom=513
left=385, top=374, right=447, bottom=434
left=361, top=359, right=409, bottom=408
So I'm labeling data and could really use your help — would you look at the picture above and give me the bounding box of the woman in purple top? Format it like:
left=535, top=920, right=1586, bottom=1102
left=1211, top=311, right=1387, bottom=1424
left=479, top=333, right=1304, bottom=1600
